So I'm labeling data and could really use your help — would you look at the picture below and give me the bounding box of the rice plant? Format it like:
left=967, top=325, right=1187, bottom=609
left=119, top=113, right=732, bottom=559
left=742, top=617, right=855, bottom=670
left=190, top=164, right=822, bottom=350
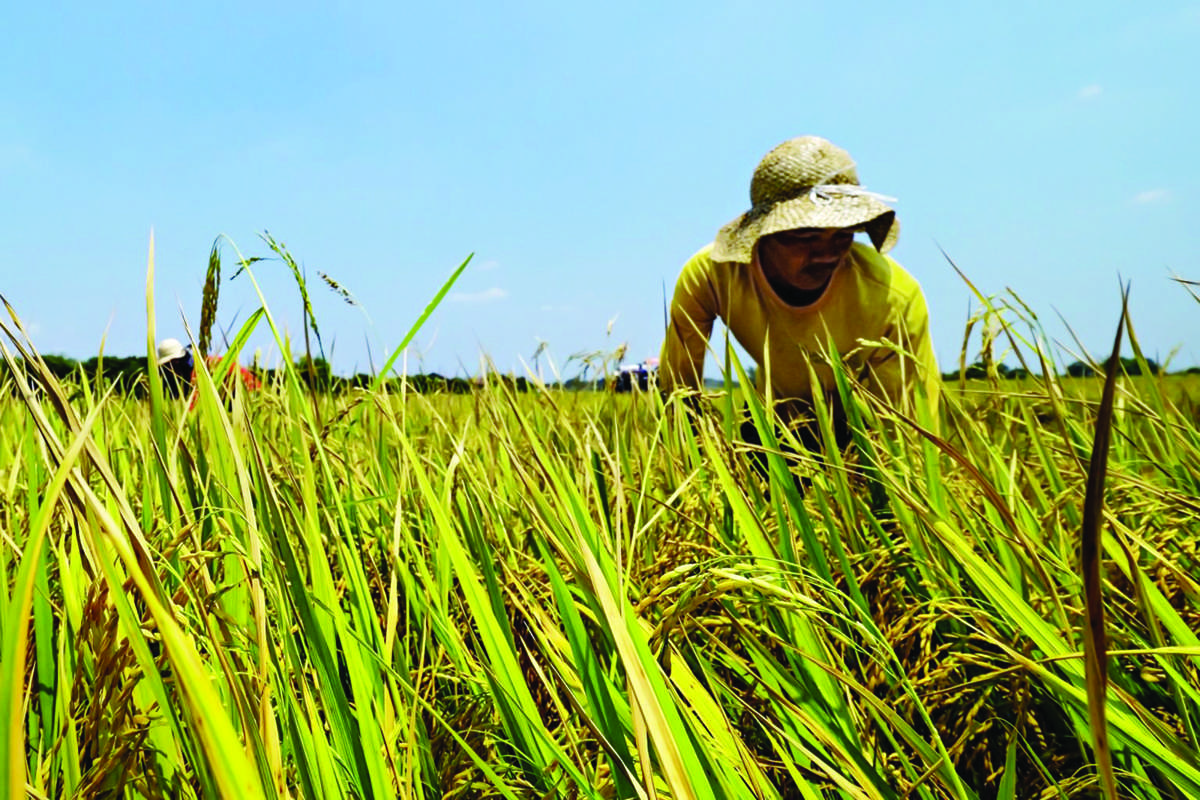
left=1, top=242, right=1198, bottom=799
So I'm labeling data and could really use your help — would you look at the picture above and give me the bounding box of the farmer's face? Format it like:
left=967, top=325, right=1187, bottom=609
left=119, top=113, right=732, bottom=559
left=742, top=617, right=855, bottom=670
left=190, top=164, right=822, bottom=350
left=757, top=228, right=855, bottom=292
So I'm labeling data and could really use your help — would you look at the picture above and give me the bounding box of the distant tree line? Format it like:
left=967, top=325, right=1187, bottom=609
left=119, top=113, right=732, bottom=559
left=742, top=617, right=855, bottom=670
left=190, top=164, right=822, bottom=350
left=0, top=354, right=546, bottom=396
left=3, top=353, right=1196, bottom=398
left=941, top=356, right=1188, bottom=381
left=941, top=362, right=1029, bottom=381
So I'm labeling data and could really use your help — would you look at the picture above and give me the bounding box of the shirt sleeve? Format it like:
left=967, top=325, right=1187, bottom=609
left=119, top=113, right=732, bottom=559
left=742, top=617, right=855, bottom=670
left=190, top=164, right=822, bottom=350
left=863, top=286, right=940, bottom=419
left=659, top=248, right=720, bottom=393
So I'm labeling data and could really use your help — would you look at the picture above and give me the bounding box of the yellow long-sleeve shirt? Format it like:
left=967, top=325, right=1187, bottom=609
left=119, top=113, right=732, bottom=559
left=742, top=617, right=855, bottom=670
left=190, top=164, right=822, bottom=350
left=660, top=241, right=940, bottom=417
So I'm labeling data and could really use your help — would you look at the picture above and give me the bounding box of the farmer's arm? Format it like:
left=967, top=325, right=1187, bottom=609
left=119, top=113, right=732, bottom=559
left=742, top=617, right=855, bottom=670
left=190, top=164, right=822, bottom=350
left=863, top=289, right=940, bottom=419
left=659, top=249, right=720, bottom=394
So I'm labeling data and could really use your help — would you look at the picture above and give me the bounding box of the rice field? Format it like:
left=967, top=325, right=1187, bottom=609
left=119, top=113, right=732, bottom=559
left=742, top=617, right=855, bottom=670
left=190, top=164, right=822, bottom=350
left=2, top=260, right=1200, bottom=799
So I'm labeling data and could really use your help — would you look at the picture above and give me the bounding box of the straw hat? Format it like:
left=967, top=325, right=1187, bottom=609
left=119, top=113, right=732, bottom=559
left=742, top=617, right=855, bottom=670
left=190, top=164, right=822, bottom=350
left=156, top=338, right=186, bottom=365
left=711, top=136, right=900, bottom=263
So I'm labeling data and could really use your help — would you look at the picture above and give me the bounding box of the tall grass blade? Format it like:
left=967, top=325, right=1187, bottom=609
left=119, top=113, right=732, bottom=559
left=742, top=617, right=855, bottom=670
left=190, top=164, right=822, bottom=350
left=371, top=254, right=472, bottom=391
left=0, top=379, right=107, bottom=800
left=1081, top=286, right=1128, bottom=800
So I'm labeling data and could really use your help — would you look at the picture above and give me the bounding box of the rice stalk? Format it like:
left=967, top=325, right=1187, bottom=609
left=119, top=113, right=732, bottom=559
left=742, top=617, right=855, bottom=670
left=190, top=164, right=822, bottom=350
left=1080, top=287, right=1128, bottom=800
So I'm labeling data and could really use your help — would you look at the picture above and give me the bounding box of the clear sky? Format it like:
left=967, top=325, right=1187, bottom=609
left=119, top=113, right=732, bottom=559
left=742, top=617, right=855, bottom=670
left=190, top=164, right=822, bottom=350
left=2, top=2, right=1197, bottom=378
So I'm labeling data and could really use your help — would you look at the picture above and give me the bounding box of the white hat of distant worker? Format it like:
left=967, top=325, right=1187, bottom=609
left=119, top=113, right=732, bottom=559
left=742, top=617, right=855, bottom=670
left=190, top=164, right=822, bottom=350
left=156, top=338, right=186, bottom=365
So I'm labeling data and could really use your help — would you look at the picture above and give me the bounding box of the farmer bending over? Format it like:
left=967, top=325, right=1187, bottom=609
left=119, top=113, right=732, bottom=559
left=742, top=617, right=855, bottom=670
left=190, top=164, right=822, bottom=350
left=156, top=337, right=261, bottom=404
left=157, top=338, right=194, bottom=397
left=659, top=136, right=939, bottom=458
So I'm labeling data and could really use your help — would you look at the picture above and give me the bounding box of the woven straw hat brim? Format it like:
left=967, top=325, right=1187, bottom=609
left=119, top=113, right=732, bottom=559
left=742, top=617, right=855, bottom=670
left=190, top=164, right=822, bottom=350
left=711, top=192, right=899, bottom=264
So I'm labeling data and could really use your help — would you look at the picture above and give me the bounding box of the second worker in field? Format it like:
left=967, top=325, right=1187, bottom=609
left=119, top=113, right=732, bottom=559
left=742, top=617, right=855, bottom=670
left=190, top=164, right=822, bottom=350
left=659, top=135, right=940, bottom=453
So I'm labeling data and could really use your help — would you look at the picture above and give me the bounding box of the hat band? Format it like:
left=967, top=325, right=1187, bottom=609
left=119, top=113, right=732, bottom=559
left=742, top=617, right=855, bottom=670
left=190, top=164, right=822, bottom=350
left=807, top=184, right=897, bottom=205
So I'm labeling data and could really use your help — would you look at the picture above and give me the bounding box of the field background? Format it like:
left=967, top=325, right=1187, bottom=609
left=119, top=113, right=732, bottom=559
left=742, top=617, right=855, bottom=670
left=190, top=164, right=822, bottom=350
left=2, top=289, right=1200, bottom=799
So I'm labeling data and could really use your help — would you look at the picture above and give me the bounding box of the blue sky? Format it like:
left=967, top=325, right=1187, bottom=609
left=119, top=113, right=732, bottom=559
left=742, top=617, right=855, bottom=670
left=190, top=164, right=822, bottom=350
left=2, top=2, right=1197, bottom=378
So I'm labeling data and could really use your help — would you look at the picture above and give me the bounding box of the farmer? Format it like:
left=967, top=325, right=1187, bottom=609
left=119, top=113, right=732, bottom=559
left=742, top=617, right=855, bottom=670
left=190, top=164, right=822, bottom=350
left=156, top=338, right=261, bottom=402
left=659, top=136, right=939, bottom=456
left=156, top=338, right=194, bottom=397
